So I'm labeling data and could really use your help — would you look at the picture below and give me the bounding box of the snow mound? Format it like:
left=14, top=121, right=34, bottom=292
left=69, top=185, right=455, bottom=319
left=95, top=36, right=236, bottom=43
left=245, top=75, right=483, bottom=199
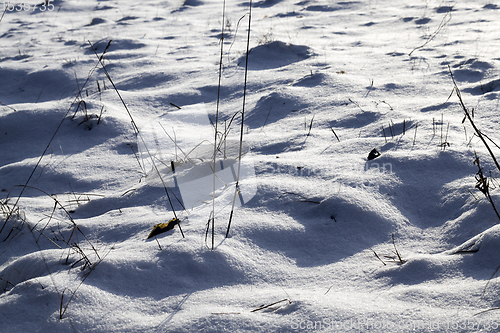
left=448, top=225, right=500, bottom=262
left=239, top=41, right=313, bottom=70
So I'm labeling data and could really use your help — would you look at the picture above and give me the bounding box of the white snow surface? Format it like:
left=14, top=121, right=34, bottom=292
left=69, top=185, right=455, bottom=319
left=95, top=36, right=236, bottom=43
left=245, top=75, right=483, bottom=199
left=2, top=0, right=500, bottom=332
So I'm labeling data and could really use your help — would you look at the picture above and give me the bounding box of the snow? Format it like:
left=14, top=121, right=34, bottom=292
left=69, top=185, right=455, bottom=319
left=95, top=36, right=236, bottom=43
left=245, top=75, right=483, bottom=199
left=2, top=0, right=500, bottom=332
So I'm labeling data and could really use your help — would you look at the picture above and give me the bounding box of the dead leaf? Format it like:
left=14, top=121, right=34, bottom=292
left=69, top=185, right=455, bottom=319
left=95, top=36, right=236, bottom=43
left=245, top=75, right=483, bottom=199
left=147, top=218, right=181, bottom=239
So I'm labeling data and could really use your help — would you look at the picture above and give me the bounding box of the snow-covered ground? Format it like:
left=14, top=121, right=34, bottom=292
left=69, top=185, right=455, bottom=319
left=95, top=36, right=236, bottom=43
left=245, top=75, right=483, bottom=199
left=2, top=0, right=500, bottom=331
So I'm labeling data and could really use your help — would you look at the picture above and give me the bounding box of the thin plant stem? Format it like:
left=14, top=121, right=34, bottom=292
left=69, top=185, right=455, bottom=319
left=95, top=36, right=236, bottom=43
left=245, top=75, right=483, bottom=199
left=449, top=66, right=500, bottom=173
left=226, top=0, right=252, bottom=238
left=88, top=41, right=183, bottom=235
left=211, top=0, right=226, bottom=250
left=1, top=45, right=107, bottom=233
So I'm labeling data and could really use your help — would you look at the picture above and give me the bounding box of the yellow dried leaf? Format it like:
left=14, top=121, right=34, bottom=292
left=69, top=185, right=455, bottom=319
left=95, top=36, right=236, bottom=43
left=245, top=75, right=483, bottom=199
left=147, top=218, right=181, bottom=239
